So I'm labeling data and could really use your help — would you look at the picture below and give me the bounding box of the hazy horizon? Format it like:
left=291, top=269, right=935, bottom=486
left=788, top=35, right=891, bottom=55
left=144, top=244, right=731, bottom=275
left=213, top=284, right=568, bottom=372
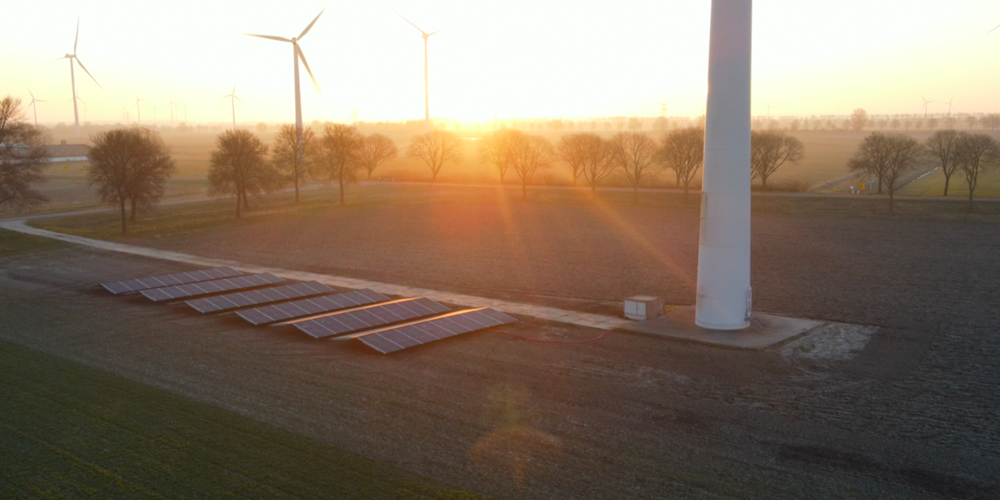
left=3, top=0, right=999, bottom=126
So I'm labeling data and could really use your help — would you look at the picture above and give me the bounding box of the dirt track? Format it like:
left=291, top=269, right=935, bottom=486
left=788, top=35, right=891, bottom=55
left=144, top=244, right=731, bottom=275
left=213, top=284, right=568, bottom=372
left=3, top=193, right=1000, bottom=499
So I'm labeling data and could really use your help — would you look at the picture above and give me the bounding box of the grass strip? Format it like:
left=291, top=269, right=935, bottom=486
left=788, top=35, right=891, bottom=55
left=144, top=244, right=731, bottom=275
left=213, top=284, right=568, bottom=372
left=0, top=340, right=486, bottom=499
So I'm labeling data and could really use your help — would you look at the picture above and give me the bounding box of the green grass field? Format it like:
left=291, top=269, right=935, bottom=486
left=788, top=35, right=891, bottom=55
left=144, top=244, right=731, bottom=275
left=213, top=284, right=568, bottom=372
left=898, top=167, right=1000, bottom=199
left=0, top=229, right=70, bottom=258
left=0, top=340, right=485, bottom=499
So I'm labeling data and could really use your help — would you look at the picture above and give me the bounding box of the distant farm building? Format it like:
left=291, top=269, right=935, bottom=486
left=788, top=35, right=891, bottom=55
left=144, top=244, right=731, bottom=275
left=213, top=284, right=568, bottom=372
left=44, top=141, right=90, bottom=162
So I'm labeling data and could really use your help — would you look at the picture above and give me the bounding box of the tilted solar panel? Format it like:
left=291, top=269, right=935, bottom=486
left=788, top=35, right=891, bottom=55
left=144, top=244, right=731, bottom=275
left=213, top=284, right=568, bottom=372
left=139, top=273, right=284, bottom=302
left=235, top=289, right=390, bottom=326
left=184, top=281, right=335, bottom=314
left=100, top=267, right=242, bottom=294
left=291, top=297, right=450, bottom=339
left=348, top=308, right=517, bottom=354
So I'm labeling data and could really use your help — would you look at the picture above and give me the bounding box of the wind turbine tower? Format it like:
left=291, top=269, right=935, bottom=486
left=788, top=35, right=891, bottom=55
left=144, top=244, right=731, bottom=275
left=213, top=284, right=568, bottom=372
left=696, top=0, right=753, bottom=330
left=920, top=96, right=933, bottom=119
left=221, top=86, right=242, bottom=130
left=28, top=91, right=46, bottom=127
left=134, top=93, right=146, bottom=125
left=244, top=9, right=323, bottom=140
left=395, top=11, right=441, bottom=133
left=60, top=17, right=102, bottom=138
left=946, top=98, right=954, bottom=117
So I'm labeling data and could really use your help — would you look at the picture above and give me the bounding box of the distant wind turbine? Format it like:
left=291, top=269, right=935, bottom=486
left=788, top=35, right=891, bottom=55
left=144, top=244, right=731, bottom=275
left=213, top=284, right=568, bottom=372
left=181, top=102, right=188, bottom=123
left=76, top=94, right=88, bottom=122
left=988, top=23, right=1000, bottom=34
left=28, top=90, right=46, bottom=127
left=134, top=93, right=146, bottom=124
left=221, top=85, right=242, bottom=130
left=169, top=95, right=177, bottom=123
left=920, top=96, right=934, bottom=119
left=394, top=10, right=441, bottom=132
left=59, top=17, right=102, bottom=138
left=244, top=9, right=323, bottom=140
left=946, top=97, right=954, bottom=116
left=764, top=102, right=773, bottom=119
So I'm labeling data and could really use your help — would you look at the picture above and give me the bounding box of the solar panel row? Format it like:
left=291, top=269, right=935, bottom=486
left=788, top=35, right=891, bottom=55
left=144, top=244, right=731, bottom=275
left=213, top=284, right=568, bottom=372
left=353, top=308, right=518, bottom=354
left=292, top=297, right=450, bottom=339
left=140, top=273, right=285, bottom=303
left=184, top=281, right=335, bottom=314
left=235, top=289, right=390, bottom=326
left=100, top=267, right=242, bottom=294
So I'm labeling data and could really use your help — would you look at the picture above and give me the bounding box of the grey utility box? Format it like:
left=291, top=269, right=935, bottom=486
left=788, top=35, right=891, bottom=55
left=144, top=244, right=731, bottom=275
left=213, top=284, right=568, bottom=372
left=624, top=296, right=663, bottom=321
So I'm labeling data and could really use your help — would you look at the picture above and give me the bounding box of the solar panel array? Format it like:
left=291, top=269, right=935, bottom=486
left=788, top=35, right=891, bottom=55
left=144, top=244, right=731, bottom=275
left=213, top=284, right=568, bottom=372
left=292, top=297, right=450, bottom=339
left=235, top=289, right=390, bottom=326
left=101, top=267, right=242, bottom=294
left=102, top=267, right=519, bottom=354
left=140, top=273, right=284, bottom=303
left=185, top=281, right=335, bottom=314
left=351, top=308, right=518, bottom=354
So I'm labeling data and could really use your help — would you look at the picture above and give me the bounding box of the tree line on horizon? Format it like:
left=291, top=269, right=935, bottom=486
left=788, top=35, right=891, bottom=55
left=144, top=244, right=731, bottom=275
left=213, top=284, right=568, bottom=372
left=6, top=90, right=998, bottom=235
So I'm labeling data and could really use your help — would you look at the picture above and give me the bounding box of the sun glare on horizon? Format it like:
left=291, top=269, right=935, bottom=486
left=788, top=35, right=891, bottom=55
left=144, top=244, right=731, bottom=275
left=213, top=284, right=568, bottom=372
left=1, top=0, right=999, bottom=127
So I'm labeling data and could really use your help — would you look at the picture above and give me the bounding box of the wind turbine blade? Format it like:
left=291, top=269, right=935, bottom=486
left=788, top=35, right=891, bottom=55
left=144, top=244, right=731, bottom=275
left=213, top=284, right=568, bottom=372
left=427, top=30, right=442, bottom=37
left=296, top=45, right=321, bottom=93
left=74, top=16, right=80, bottom=54
left=393, top=10, right=427, bottom=35
left=988, top=23, right=1000, bottom=34
left=234, top=96, right=243, bottom=103
left=29, top=89, right=35, bottom=99
left=37, top=99, right=48, bottom=103
left=299, top=8, right=325, bottom=39
left=244, top=33, right=292, bottom=42
left=74, top=58, right=102, bottom=89
left=220, top=95, right=230, bottom=99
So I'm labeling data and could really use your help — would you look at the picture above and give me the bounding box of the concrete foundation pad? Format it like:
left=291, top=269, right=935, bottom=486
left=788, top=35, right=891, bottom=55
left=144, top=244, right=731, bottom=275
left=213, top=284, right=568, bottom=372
left=620, top=306, right=825, bottom=350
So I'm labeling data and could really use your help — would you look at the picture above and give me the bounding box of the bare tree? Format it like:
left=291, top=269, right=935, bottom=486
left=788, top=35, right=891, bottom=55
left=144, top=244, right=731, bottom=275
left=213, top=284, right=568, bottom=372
left=316, top=124, right=361, bottom=205
left=848, top=132, right=922, bottom=212
left=407, top=130, right=463, bottom=182
left=88, top=128, right=175, bottom=233
left=656, top=126, right=704, bottom=198
left=510, top=134, right=555, bottom=199
left=558, top=133, right=593, bottom=186
left=272, top=124, right=316, bottom=202
left=574, top=134, right=616, bottom=194
left=479, top=128, right=523, bottom=184
left=966, top=116, right=978, bottom=130
left=850, top=108, right=868, bottom=132
left=954, top=133, right=1000, bottom=212
left=610, top=132, right=657, bottom=204
left=0, top=97, right=48, bottom=214
left=924, top=130, right=961, bottom=197
left=356, top=133, right=397, bottom=180
left=750, top=130, right=804, bottom=189
left=208, top=129, right=270, bottom=218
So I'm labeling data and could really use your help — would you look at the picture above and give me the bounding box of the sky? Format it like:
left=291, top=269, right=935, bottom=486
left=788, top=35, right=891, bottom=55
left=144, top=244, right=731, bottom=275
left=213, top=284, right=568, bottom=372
left=2, top=0, right=999, bottom=126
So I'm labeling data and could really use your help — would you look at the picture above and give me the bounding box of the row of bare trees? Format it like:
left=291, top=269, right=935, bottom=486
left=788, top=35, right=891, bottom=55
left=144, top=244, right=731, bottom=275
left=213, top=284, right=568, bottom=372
left=207, top=125, right=401, bottom=215
left=848, top=130, right=1000, bottom=211
left=481, top=129, right=708, bottom=202
left=923, top=130, right=1000, bottom=210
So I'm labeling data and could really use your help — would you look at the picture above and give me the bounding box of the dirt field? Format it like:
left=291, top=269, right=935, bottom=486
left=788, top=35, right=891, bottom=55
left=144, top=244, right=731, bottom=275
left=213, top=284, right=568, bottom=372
left=3, top=186, right=1000, bottom=498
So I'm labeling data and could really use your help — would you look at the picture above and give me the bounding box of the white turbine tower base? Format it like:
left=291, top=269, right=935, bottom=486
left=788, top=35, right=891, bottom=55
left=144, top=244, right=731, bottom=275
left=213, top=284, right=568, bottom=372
left=696, top=0, right=753, bottom=330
